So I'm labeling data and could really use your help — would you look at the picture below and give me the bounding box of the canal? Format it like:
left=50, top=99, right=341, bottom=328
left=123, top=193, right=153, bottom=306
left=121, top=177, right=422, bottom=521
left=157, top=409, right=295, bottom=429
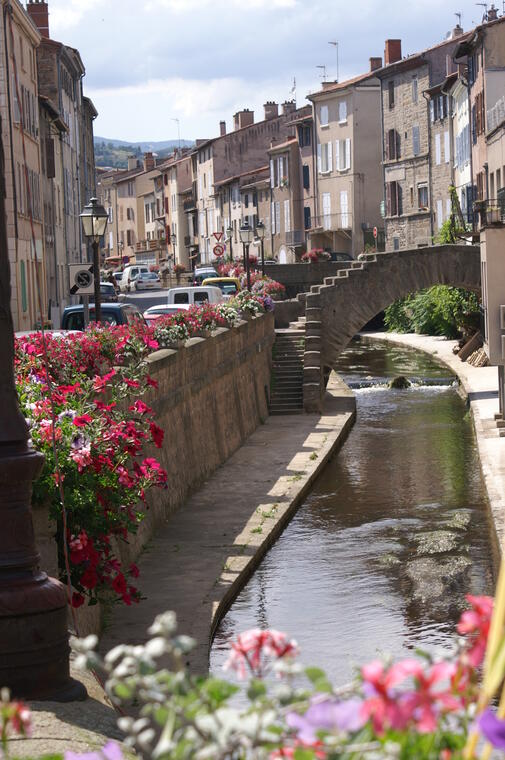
left=210, top=337, right=496, bottom=684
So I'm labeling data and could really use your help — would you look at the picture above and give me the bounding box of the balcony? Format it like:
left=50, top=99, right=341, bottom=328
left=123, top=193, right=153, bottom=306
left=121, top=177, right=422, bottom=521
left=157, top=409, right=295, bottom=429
left=183, top=196, right=197, bottom=212
left=285, top=230, right=305, bottom=247
left=135, top=238, right=165, bottom=253
left=310, top=212, right=353, bottom=232
left=475, top=196, right=505, bottom=229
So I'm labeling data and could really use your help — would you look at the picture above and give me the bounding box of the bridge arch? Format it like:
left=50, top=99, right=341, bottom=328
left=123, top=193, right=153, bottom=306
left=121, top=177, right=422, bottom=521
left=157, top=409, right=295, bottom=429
left=301, top=245, right=481, bottom=412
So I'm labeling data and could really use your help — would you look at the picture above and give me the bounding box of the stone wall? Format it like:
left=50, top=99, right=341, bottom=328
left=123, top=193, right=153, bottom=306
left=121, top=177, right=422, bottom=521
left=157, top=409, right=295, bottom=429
left=267, top=261, right=353, bottom=299
left=36, top=313, right=274, bottom=635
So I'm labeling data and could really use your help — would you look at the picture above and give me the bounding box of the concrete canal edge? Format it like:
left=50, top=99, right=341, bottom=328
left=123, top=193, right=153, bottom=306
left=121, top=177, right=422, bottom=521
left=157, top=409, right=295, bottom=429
left=362, top=332, right=505, bottom=564
left=207, top=371, right=356, bottom=663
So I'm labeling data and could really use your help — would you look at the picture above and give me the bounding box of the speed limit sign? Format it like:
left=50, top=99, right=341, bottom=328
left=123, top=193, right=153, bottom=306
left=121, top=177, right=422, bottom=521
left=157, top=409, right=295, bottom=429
left=69, top=264, right=94, bottom=295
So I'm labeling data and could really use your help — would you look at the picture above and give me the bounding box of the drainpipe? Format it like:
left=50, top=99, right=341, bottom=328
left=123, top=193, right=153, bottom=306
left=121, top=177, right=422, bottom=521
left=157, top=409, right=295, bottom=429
left=310, top=104, right=318, bottom=245
left=422, top=80, right=435, bottom=244
left=379, top=77, right=387, bottom=248
left=463, top=74, right=476, bottom=232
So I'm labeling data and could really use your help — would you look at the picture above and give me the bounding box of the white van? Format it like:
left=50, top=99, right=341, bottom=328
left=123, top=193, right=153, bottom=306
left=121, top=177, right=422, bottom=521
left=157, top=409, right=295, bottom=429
left=166, top=286, right=223, bottom=305
left=120, top=265, right=149, bottom=293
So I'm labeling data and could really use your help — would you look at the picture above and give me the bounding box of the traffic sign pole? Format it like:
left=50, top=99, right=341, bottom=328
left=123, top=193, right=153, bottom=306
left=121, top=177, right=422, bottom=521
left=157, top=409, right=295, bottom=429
left=82, top=295, right=89, bottom=328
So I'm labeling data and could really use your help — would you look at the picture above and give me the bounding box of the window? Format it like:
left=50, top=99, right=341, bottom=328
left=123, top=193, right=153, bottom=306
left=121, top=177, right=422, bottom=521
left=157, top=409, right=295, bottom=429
left=271, top=201, right=276, bottom=234
left=475, top=91, right=485, bottom=136
left=320, top=104, right=329, bottom=127
left=127, top=207, right=133, bottom=221
left=145, top=204, right=150, bottom=223
left=435, top=133, right=441, bottom=165
left=412, top=125, right=420, bottom=156
left=437, top=199, right=443, bottom=229
left=490, top=172, right=495, bottom=199
left=386, top=181, right=402, bottom=216
left=335, top=138, right=351, bottom=171
left=298, top=125, right=311, bottom=147
left=444, top=131, right=450, bottom=163
left=417, top=183, right=429, bottom=210
left=126, top=229, right=133, bottom=246
left=127, top=181, right=134, bottom=196
left=497, top=168, right=502, bottom=191
left=284, top=199, right=291, bottom=233
left=388, top=80, right=395, bottom=108
left=304, top=206, right=311, bottom=229
left=412, top=76, right=418, bottom=103
left=318, top=142, right=332, bottom=173
left=322, top=192, right=331, bottom=229
left=338, top=100, right=347, bottom=122
left=340, top=191, right=349, bottom=228
left=386, top=129, right=400, bottom=160
left=108, top=207, right=113, bottom=223
left=244, top=194, right=249, bottom=208
left=303, top=164, right=310, bottom=190
left=275, top=202, right=280, bottom=234
left=393, top=237, right=400, bottom=251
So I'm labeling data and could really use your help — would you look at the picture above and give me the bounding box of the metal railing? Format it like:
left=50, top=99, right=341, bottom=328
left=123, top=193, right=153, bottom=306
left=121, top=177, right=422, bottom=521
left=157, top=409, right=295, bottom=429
left=285, top=230, right=305, bottom=247
left=135, top=239, right=165, bottom=252
left=487, top=96, right=505, bottom=133
left=474, top=196, right=505, bottom=227
left=310, top=212, right=353, bottom=231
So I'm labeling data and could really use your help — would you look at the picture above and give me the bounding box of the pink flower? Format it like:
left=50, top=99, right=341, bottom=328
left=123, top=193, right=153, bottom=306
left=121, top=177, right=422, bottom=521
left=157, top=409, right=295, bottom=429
left=69, top=443, right=92, bottom=472
left=71, top=592, right=85, bottom=608
left=224, top=628, right=298, bottom=679
left=360, top=659, right=421, bottom=734
left=129, top=400, right=152, bottom=415
left=457, top=595, right=493, bottom=667
left=73, top=414, right=92, bottom=428
left=400, top=662, right=460, bottom=733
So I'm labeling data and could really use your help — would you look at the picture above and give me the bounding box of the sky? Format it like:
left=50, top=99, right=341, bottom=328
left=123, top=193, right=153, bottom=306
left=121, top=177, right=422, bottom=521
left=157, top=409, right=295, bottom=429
left=46, top=0, right=499, bottom=143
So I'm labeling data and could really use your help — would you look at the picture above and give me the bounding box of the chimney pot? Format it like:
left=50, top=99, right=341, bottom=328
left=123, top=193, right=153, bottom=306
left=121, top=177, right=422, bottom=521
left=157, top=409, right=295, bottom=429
left=370, top=56, right=383, bottom=72
left=384, top=39, right=402, bottom=66
left=127, top=155, right=138, bottom=171
left=27, top=0, right=50, bottom=38
left=264, top=101, right=279, bottom=120
left=233, top=109, right=254, bottom=130
left=143, top=152, right=155, bottom=171
left=281, top=100, right=296, bottom=115
left=219, top=120, right=226, bottom=136
left=487, top=4, right=498, bottom=20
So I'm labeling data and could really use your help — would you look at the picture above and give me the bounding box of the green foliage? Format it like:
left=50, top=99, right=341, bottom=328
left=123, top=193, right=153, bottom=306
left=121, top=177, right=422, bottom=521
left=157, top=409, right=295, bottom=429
left=384, top=287, right=480, bottom=339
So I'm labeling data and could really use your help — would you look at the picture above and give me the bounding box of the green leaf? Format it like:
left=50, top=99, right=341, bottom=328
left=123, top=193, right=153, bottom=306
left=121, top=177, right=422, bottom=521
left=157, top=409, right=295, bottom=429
left=304, top=667, right=327, bottom=684
left=113, top=682, right=133, bottom=700
left=293, top=749, right=316, bottom=760
left=201, top=677, right=238, bottom=704
left=247, top=678, right=267, bottom=701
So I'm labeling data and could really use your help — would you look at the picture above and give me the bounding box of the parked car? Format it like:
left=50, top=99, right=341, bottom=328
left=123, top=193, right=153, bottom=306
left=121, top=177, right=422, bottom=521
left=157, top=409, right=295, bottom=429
left=201, top=277, right=241, bottom=299
left=166, top=286, right=223, bottom=305
left=119, top=265, right=150, bottom=292
left=80, top=282, right=118, bottom=303
left=143, top=304, right=190, bottom=325
left=61, top=303, right=145, bottom=331
left=112, top=272, right=123, bottom=289
left=192, top=266, right=218, bottom=286
left=331, top=252, right=353, bottom=262
left=133, top=271, right=161, bottom=291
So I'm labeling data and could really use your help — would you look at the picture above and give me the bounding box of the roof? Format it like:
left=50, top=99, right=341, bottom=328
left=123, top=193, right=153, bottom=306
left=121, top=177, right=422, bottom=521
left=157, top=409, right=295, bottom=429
left=38, top=95, right=68, bottom=133
left=268, top=137, right=298, bottom=154
left=454, top=14, right=505, bottom=58
left=426, top=71, right=458, bottom=96
left=374, top=31, right=472, bottom=79
left=213, top=164, right=269, bottom=188
left=308, top=71, right=379, bottom=100
left=195, top=106, right=310, bottom=152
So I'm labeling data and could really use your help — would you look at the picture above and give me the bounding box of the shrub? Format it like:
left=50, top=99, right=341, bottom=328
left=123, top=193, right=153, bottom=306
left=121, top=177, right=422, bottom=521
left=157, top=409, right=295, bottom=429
left=384, top=287, right=480, bottom=338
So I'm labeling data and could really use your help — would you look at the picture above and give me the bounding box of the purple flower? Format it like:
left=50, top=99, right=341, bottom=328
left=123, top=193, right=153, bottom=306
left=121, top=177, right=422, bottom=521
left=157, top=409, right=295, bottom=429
left=287, top=697, right=365, bottom=743
left=64, top=742, right=123, bottom=760
left=479, top=709, right=505, bottom=749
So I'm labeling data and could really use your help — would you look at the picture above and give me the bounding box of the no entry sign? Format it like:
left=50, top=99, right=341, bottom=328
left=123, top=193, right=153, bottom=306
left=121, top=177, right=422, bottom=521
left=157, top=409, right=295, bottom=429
left=213, top=243, right=225, bottom=257
left=69, top=264, right=94, bottom=295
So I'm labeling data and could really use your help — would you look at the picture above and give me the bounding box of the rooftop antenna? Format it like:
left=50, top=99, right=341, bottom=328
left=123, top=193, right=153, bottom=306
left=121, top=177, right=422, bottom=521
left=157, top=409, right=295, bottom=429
left=290, top=77, right=297, bottom=105
left=317, top=64, right=327, bottom=82
left=476, top=2, right=488, bottom=20
left=328, top=41, right=339, bottom=82
left=455, top=11, right=462, bottom=26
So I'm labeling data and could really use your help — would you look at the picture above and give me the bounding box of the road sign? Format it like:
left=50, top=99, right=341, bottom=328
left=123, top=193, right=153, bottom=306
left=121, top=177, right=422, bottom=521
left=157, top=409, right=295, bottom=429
left=122, top=256, right=129, bottom=265
left=373, top=226, right=378, bottom=239
left=213, top=232, right=224, bottom=243
left=213, top=243, right=225, bottom=257
left=69, top=264, right=94, bottom=296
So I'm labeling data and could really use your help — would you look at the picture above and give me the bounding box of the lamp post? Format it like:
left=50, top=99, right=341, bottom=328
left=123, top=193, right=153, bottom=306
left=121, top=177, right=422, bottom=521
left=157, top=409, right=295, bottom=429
left=255, top=220, right=266, bottom=276
left=171, top=232, right=177, bottom=266
left=0, top=118, right=85, bottom=700
left=80, top=198, right=108, bottom=323
left=239, top=219, right=254, bottom=290
left=226, top=224, right=234, bottom=262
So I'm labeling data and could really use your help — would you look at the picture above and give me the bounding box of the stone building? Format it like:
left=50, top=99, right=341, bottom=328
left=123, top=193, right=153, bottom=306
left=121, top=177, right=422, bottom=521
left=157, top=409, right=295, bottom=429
left=1, top=0, right=44, bottom=331
left=308, top=63, right=383, bottom=258
left=376, top=32, right=467, bottom=250
left=444, top=72, right=473, bottom=225
left=424, top=79, right=454, bottom=235
left=268, top=136, right=304, bottom=263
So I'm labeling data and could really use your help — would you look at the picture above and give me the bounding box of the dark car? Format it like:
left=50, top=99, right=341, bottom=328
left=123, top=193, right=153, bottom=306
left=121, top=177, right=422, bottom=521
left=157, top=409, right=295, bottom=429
left=80, top=282, right=118, bottom=304
left=331, top=252, right=353, bottom=262
left=61, top=303, right=145, bottom=331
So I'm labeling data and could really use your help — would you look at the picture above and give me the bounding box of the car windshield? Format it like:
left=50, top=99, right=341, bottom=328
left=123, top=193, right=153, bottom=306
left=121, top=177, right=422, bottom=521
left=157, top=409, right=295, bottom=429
left=221, top=283, right=237, bottom=295
left=140, top=272, right=157, bottom=280
left=65, top=311, right=119, bottom=330
left=100, top=284, right=115, bottom=294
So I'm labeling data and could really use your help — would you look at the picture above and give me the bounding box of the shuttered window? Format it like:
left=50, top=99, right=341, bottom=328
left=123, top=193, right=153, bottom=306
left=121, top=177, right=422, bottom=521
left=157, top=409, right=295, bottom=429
left=412, top=125, right=420, bottom=156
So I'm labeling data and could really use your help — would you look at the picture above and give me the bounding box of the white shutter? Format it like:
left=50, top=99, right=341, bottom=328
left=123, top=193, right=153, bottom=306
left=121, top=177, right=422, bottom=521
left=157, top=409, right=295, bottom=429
left=275, top=201, right=281, bottom=234
left=435, top=133, right=441, bottom=165
left=270, top=159, right=275, bottom=188
left=345, top=138, right=351, bottom=170
left=340, top=190, right=348, bottom=228
left=430, top=100, right=435, bottom=122
left=446, top=198, right=451, bottom=219
left=334, top=140, right=340, bottom=172
left=322, top=193, right=331, bottom=229
left=198, top=174, right=202, bottom=198
left=271, top=201, right=276, bottom=234
left=437, top=199, right=443, bottom=229
left=284, top=199, right=290, bottom=233
left=444, top=131, right=450, bottom=163
left=317, top=144, right=322, bottom=174
left=327, top=141, right=333, bottom=172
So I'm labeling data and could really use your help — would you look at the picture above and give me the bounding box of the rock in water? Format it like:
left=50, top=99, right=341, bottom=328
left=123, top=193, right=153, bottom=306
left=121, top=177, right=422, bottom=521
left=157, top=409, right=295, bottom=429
left=389, top=375, right=411, bottom=389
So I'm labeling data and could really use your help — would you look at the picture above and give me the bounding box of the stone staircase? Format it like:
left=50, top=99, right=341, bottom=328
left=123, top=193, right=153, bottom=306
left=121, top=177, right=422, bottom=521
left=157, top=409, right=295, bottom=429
left=269, top=323, right=306, bottom=415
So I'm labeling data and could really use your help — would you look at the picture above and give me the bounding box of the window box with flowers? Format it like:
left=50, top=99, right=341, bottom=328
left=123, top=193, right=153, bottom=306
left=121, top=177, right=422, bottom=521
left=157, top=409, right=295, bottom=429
left=301, top=248, right=331, bottom=263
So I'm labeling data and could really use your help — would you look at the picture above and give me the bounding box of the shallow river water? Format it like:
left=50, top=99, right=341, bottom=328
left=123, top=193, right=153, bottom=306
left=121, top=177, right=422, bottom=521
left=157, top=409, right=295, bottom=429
left=210, top=338, right=496, bottom=684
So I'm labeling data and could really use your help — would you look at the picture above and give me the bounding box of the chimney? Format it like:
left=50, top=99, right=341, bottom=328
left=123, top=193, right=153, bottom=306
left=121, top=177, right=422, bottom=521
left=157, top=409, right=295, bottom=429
left=281, top=100, right=296, bottom=115
left=384, top=39, right=402, bottom=66
left=233, top=109, right=254, bottom=130
left=27, top=0, right=49, bottom=38
left=370, top=56, right=383, bottom=72
left=451, top=23, right=464, bottom=38
left=143, top=152, right=155, bottom=171
left=127, top=155, right=138, bottom=171
left=264, top=101, right=279, bottom=120
left=487, top=4, right=498, bottom=20
left=219, top=120, right=226, bottom=136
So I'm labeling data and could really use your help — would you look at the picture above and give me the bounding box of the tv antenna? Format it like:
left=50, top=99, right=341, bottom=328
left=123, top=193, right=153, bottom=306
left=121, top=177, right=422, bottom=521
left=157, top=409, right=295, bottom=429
left=317, top=64, right=327, bottom=82
left=455, top=11, right=462, bottom=26
left=476, top=2, right=488, bottom=20
left=328, top=41, right=339, bottom=82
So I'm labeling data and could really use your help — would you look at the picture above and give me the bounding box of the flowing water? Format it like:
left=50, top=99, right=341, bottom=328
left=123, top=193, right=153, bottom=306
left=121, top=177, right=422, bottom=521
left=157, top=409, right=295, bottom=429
left=210, top=337, right=496, bottom=684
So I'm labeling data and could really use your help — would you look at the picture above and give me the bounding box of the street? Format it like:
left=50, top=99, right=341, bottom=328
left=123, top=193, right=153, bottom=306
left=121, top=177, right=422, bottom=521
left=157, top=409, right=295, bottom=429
left=118, top=288, right=168, bottom=313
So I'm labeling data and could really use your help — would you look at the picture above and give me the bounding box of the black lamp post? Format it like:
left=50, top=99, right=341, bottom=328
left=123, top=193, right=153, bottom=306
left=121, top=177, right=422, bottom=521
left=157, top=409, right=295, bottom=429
left=80, top=198, right=108, bottom=323
left=239, top=219, right=254, bottom=290
left=226, top=224, right=234, bottom=262
left=255, top=220, right=266, bottom=276
left=171, top=232, right=177, bottom=268
left=0, top=119, right=85, bottom=700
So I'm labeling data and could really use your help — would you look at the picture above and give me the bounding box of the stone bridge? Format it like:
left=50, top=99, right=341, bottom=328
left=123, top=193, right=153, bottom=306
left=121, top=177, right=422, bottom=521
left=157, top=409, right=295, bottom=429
left=273, top=245, right=481, bottom=413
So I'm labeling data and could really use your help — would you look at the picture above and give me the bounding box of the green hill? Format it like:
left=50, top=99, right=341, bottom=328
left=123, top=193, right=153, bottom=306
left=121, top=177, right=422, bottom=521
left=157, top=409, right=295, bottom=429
left=94, top=136, right=194, bottom=168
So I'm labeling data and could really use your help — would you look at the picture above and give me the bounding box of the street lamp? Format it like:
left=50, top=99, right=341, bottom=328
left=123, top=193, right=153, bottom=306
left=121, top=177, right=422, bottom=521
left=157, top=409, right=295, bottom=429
left=226, top=224, right=234, bottom=262
left=0, top=129, right=85, bottom=700
left=80, top=198, right=108, bottom=323
left=255, top=220, right=266, bottom=276
left=239, top=219, right=254, bottom=290
left=170, top=232, right=177, bottom=269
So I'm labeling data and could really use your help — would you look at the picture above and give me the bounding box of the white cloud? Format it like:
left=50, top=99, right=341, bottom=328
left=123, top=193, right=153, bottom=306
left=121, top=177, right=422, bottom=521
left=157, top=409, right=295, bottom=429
left=50, top=0, right=102, bottom=32
left=145, top=0, right=296, bottom=10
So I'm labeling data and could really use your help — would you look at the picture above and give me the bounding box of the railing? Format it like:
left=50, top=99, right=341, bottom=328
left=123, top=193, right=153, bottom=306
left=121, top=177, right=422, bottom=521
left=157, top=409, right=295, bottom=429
left=487, top=96, right=505, bottom=133
left=310, top=212, right=353, bottom=231
left=474, top=196, right=505, bottom=228
left=183, top=197, right=197, bottom=211
left=135, top=239, right=165, bottom=252
left=285, top=230, right=306, bottom=247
